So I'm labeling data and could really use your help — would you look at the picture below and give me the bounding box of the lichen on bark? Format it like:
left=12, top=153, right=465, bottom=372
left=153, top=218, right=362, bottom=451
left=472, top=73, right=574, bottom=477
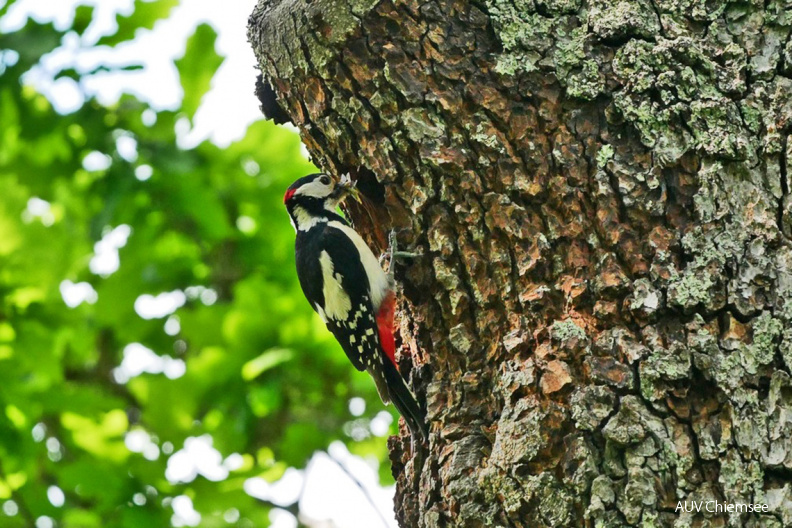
left=249, top=0, right=792, bottom=525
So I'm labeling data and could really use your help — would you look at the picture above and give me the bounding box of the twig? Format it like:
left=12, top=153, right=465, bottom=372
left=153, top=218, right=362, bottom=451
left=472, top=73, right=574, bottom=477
left=327, top=451, right=391, bottom=528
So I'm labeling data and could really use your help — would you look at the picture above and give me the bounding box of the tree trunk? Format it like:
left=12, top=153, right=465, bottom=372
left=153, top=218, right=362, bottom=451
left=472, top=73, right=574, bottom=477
left=248, top=1, right=792, bottom=526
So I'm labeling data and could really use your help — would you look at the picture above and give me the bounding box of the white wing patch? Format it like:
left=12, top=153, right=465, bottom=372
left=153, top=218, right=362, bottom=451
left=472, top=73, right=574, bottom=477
left=315, top=303, right=327, bottom=323
left=319, top=250, right=352, bottom=320
left=327, top=221, right=390, bottom=310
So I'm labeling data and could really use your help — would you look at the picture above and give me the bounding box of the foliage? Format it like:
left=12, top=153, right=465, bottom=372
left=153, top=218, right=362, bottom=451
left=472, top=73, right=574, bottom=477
left=0, top=1, right=393, bottom=526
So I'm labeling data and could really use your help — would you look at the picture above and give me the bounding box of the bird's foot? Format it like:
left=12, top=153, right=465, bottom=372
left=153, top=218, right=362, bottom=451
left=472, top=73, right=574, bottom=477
left=387, top=229, right=421, bottom=260
left=385, top=230, right=421, bottom=282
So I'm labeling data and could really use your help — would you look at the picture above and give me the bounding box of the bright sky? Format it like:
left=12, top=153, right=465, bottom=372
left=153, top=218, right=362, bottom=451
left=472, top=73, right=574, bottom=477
left=3, top=1, right=398, bottom=526
left=2, top=0, right=262, bottom=146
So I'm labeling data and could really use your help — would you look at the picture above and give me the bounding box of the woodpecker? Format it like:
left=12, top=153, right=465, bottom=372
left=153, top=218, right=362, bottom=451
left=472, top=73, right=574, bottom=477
left=284, top=173, right=428, bottom=442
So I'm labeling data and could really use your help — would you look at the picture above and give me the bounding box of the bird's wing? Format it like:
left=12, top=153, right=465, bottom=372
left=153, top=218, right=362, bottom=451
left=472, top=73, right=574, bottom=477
left=315, top=226, right=384, bottom=375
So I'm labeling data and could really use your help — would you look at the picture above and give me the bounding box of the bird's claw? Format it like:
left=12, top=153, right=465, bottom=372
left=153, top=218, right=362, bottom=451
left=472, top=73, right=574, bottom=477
left=387, top=230, right=421, bottom=261
left=384, top=230, right=421, bottom=282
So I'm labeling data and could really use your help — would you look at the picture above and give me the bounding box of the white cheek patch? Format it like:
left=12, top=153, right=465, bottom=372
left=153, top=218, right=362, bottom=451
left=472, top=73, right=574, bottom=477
left=295, top=179, right=333, bottom=199
left=319, top=250, right=352, bottom=320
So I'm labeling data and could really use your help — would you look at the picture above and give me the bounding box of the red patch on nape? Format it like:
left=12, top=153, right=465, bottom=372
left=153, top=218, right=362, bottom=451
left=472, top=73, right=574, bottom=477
left=283, top=188, right=296, bottom=204
left=376, top=291, right=397, bottom=368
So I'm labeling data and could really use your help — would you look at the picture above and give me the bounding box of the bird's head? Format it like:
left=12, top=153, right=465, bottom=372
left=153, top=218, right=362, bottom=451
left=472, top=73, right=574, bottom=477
left=283, top=173, right=359, bottom=231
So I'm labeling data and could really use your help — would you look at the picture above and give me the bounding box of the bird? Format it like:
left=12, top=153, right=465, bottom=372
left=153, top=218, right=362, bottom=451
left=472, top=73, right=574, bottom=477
left=283, top=172, right=428, bottom=442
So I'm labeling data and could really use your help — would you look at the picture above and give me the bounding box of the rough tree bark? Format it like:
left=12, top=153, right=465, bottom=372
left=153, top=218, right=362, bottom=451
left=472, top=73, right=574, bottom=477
left=249, top=1, right=792, bottom=526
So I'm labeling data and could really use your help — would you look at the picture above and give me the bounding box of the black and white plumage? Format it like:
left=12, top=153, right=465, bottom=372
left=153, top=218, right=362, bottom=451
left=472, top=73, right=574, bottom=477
left=283, top=173, right=428, bottom=441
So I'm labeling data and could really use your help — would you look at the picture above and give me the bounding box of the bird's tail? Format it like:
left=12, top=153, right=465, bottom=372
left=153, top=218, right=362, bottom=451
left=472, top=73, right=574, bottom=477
left=381, top=357, right=428, bottom=442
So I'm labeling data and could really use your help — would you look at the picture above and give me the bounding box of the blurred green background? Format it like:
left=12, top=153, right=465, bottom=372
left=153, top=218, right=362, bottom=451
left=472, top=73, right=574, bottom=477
left=0, top=1, right=397, bottom=526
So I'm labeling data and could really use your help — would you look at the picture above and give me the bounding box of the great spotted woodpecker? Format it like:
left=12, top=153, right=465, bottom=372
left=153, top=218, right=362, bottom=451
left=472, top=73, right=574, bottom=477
left=284, top=173, right=428, bottom=441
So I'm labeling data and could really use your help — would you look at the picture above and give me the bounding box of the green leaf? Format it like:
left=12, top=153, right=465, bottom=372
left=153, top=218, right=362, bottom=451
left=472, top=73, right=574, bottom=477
left=63, top=509, right=102, bottom=528
left=55, top=64, right=144, bottom=81
left=72, top=5, right=94, bottom=35
left=61, top=410, right=130, bottom=462
left=2, top=21, right=61, bottom=70
left=278, top=423, right=326, bottom=467
left=0, top=8, right=396, bottom=523
left=248, top=385, right=284, bottom=417
left=175, top=23, right=224, bottom=120
left=96, top=0, right=178, bottom=47
left=242, top=347, right=294, bottom=381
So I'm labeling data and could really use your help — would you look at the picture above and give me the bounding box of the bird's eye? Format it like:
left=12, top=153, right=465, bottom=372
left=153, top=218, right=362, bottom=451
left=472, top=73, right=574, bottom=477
left=319, top=175, right=331, bottom=185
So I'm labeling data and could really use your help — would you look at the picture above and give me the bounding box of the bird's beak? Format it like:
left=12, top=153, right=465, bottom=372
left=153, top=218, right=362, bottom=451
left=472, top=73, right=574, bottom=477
left=333, top=174, right=361, bottom=203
